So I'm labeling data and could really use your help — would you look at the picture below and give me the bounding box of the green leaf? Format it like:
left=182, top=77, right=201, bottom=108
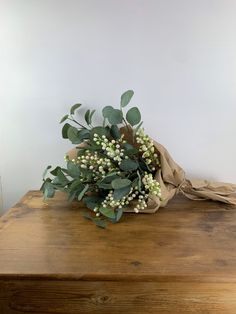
left=67, top=161, right=80, bottom=178
left=137, top=170, right=142, bottom=191
left=89, top=109, right=96, bottom=124
left=113, top=185, right=131, bottom=200
left=139, top=159, right=149, bottom=172
left=107, top=109, right=123, bottom=125
left=42, top=165, right=52, bottom=179
left=52, top=169, right=69, bottom=186
left=99, top=207, right=116, bottom=219
left=84, top=109, right=91, bottom=125
left=67, top=126, right=80, bottom=144
left=60, top=114, right=69, bottom=124
left=123, top=143, right=139, bottom=156
left=123, top=143, right=134, bottom=150
left=100, top=173, right=119, bottom=184
left=97, top=172, right=120, bottom=190
left=67, top=190, right=77, bottom=202
left=62, top=123, right=71, bottom=139
left=124, top=148, right=139, bottom=157
left=116, top=208, right=123, bottom=221
left=50, top=166, right=61, bottom=176
left=135, top=121, right=143, bottom=133
left=111, top=178, right=131, bottom=189
left=69, top=179, right=83, bottom=192
left=77, top=129, right=90, bottom=141
left=43, top=181, right=55, bottom=199
left=78, top=184, right=89, bottom=201
left=97, top=182, right=112, bottom=189
left=120, top=90, right=134, bottom=108
left=126, top=107, right=141, bottom=126
left=119, top=159, right=138, bottom=171
left=90, top=126, right=109, bottom=139
left=102, top=106, right=114, bottom=118
left=110, top=125, right=121, bottom=139
left=70, top=103, right=82, bottom=115
left=83, top=195, right=103, bottom=210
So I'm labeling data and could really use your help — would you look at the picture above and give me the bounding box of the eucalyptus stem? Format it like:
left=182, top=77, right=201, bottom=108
left=68, top=117, right=88, bottom=129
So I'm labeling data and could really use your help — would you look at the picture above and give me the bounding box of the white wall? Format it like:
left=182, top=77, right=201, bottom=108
left=0, top=0, right=236, bottom=211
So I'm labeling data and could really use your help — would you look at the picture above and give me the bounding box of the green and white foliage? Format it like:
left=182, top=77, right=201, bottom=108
left=41, top=90, right=161, bottom=228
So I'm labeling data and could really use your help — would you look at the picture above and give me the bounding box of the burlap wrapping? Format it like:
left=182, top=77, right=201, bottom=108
left=68, top=136, right=236, bottom=213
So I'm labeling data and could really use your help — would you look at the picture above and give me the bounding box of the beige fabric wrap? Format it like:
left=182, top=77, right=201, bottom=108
left=68, top=140, right=236, bottom=213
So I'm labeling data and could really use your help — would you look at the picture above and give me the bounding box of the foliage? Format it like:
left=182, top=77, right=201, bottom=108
left=41, top=90, right=161, bottom=227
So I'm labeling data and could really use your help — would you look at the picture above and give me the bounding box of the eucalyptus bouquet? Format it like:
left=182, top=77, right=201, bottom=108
left=41, top=90, right=162, bottom=227
left=42, top=90, right=236, bottom=228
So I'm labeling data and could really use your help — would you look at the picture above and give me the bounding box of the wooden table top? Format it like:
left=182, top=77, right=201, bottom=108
left=0, top=190, right=236, bottom=283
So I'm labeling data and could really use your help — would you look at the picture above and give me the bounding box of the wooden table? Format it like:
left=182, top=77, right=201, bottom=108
left=1, top=191, right=236, bottom=313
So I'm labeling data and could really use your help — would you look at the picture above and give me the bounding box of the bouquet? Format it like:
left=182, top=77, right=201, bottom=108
left=41, top=90, right=236, bottom=228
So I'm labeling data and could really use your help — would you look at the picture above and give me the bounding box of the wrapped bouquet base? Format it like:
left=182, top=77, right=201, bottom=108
left=68, top=137, right=236, bottom=214
left=147, top=141, right=236, bottom=212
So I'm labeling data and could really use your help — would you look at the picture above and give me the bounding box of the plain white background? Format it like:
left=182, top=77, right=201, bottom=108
left=0, top=0, right=236, bottom=212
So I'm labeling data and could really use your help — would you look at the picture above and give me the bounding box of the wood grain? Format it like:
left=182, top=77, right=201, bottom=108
left=1, top=191, right=236, bottom=313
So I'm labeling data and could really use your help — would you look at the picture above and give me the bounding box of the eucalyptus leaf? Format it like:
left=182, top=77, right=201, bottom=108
left=107, top=109, right=123, bottom=125
left=97, top=173, right=119, bottom=190
left=50, top=166, right=61, bottom=176
left=43, top=181, right=55, bottom=199
left=116, top=208, right=123, bottom=222
left=67, top=190, right=77, bottom=202
left=83, top=195, right=103, bottom=210
left=123, top=143, right=139, bottom=156
left=123, top=143, right=134, bottom=150
left=120, top=90, right=134, bottom=108
left=78, top=184, right=89, bottom=201
left=139, top=159, right=150, bottom=171
left=102, top=106, right=114, bottom=118
left=69, top=179, right=83, bottom=192
left=67, top=161, right=80, bottom=178
left=97, top=181, right=112, bottom=189
left=60, top=114, right=69, bottom=124
left=70, top=103, right=82, bottom=115
left=113, top=185, right=131, bottom=200
left=84, top=109, right=91, bottom=125
left=137, top=170, right=142, bottom=191
left=52, top=169, right=69, bottom=186
left=100, top=173, right=119, bottom=184
left=62, top=123, right=71, bottom=139
left=126, top=107, right=141, bottom=126
left=67, top=126, right=81, bottom=144
left=83, top=212, right=107, bottom=228
left=78, top=129, right=90, bottom=141
left=90, top=126, right=109, bottom=139
left=110, top=125, right=121, bottom=139
left=111, top=178, right=131, bottom=189
left=99, top=207, right=116, bottom=219
left=119, top=159, right=138, bottom=171
left=89, top=109, right=96, bottom=124
left=124, top=148, right=139, bottom=157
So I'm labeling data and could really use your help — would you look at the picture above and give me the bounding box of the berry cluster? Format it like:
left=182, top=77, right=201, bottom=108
left=75, top=151, right=117, bottom=180
left=142, top=172, right=161, bottom=197
left=136, top=129, right=160, bottom=171
left=93, top=134, right=125, bottom=163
